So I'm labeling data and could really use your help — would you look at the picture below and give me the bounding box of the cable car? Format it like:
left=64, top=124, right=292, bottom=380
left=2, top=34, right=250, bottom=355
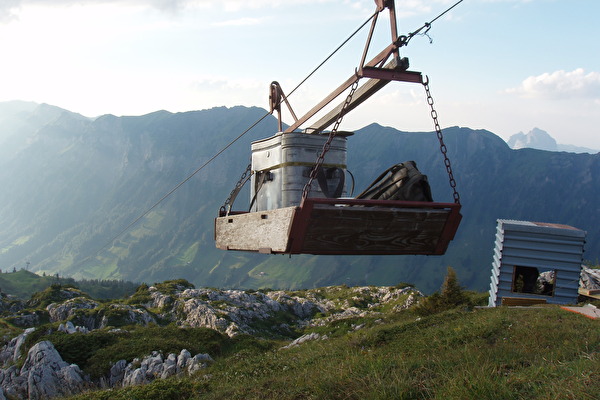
left=215, top=0, right=462, bottom=255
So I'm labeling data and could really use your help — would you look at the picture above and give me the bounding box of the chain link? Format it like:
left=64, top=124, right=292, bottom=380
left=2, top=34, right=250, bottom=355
left=423, top=77, right=460, bottom=204
left=220, top=163, right=252, bottom=216
left=302, top=78, right=360, bottom=200
left=221, top=78, right=459, bottom=210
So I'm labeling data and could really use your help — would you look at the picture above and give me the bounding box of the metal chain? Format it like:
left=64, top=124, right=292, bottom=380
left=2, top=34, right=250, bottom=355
left=220, top=163, right=252, bottom=216
left=302, top=78, right=360, bottom=200
left=423, top=77, right=460, bottom=204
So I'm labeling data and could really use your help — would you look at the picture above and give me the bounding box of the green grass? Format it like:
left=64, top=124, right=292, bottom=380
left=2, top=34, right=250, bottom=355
left=0, top=319, right=23, bottom=344
left=71, top=377, right=206, bottom=400
left=69, top=304, right=600, bottom=400
left=1, top=235, right=33, bottom=254
left=244, top=258, right=317, bottom=290
left=178, top=242, right=200, bottom=264
left=0, top=270, right=63, bottom=299
left=130, top=210, right=166, bottom=239
left=154, top=279, right=195, bottom=294
left=26, top=283, right=87, bottom=308
left=56, top=254, right=76, bottom=270
left=80, top=262, right=120, bottom=280
left=28, top=324, right=233, bottom=380
left=0, top=270, right=138, bottom=301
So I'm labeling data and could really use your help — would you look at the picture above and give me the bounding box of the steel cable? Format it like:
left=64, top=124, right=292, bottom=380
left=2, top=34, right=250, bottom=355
left=80, top=12, right=380, bottom=264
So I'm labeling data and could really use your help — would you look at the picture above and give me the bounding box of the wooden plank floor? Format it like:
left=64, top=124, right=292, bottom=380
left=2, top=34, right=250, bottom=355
left=215, top=199, right=461, bottom=255
left=303, top=206, right=446, bottom=254
left=290, top=200, right=460, bottom=255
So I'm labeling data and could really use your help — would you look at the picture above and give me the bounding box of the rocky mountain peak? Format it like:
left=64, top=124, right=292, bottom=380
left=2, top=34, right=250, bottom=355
left=507, top=127, right=598, bottom=154
left=507, top=127, right=557, bottom=151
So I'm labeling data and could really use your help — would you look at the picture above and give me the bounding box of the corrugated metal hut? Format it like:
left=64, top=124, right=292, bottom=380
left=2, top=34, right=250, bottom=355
left=488, top=219, right=586, bottom=307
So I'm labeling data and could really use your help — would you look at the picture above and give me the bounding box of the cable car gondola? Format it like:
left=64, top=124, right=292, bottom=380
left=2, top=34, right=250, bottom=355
left=215, top=0, right=462, bottom=256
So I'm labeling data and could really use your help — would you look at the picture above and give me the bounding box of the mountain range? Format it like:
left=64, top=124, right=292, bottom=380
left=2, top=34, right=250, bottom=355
left=0, top=101, right=598, bottom=293
left=507, top=127, right=598, bottom=154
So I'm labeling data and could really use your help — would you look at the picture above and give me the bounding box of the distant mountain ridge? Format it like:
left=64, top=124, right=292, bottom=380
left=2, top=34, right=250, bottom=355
left=507, top=127, right=598, bottom=154
left=0, top=102, right=598, bottom=293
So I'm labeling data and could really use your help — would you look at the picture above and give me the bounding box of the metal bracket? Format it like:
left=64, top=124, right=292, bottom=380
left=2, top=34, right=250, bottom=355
left=269, top=81, right=298, bottom=132
left=283, top=0, right=422, bottom=134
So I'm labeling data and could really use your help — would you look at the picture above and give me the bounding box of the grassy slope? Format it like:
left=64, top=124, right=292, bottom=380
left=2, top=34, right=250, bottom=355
left=0, top=270, right=59, bottom=299
left=0, top=270, right=138, bottom=300
left=70, top=305, right=599, bottom=400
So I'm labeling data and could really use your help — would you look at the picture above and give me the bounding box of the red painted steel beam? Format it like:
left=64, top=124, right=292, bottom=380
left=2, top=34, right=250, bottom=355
left=360, top=67, right=423, bottom=83
left=283, top=4, right=401, bottom=134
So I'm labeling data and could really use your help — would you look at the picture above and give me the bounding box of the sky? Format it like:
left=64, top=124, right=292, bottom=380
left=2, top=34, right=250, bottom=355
left=1, top=0, right=599, bottom=149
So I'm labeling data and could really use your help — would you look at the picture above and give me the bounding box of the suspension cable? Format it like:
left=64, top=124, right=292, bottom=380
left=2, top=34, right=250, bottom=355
left=402, top=0, right=464, bottom=46
left=78, top=12, right=381, bottom=265
left=85, top=111, right=272, bottom=263
left=275, top=11, right=378, bottom=111
left=81, top=1, right=465, bottom=266
left=430, top=0, right=463, bottom=25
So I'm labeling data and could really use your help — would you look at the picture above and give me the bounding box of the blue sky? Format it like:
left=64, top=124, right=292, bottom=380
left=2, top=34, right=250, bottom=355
left=1, top=0, right=599, bottom=148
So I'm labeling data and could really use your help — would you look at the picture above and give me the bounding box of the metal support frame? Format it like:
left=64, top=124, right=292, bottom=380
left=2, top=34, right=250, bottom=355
left=282, top=0, right=422, bottom=134
left=269, top=81, right=298, bottom=132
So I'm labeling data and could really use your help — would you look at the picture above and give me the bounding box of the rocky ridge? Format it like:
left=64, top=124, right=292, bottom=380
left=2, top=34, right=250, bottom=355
left=0, top=282, right=421, bottom=399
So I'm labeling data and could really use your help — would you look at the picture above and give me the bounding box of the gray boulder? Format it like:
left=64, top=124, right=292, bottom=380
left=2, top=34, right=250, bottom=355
left=0, top=328, right=36, bottom=367
left=176, top=349, right=191, bottom=373
left=0, top=340, right=89, bottom=400
left=180, top=300, right=229, bottom=332
left=115, top=349, right=213, bottom=388
left=281, top=332, right=327, bottom=349
left=99, top=304, right=157, bottom=328
left=46, top=297, right=99, bottom=322
left=108, top=359, right=127, bottom=387
left=57, top=321, right=89, bottom=334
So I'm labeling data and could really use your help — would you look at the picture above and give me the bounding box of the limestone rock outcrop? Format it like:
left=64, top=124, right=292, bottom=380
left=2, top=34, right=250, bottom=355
left=0, top=282, right=422, bottom=398
left=0, top=341, right=89, bottom=400
left=110, top=349, right=213, bottom=388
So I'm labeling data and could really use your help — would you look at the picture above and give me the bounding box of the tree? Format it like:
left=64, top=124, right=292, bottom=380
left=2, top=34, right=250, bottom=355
left=440, top=266, right=468, bottom=306
left=415, top=266, right=469, bottom=315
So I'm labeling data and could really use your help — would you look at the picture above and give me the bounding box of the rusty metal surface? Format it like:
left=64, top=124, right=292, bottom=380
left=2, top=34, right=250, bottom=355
left=214, top=197, right=461, bottom=255
left=283, top=0, right=421, bottom=134
left=288, top=198, right=461, bottom=255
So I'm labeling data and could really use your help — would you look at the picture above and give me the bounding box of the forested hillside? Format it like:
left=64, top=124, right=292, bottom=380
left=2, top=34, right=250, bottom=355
left=0, top=102, right=598, bottom=293
left=0, top=269, right=137, bottom=300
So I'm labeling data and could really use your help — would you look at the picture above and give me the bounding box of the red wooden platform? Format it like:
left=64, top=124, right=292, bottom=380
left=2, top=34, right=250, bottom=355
left=215, top=197, right=461, bottom=255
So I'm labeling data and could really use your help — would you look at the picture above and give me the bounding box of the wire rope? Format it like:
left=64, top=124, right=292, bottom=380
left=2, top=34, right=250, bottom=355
left=78, top=1, right=463, bottom=265
left=80, top=11, right=379, bottom=265
left=279, top=11, right=378, bottom=104
left=88, top=112, right=272, bottom=260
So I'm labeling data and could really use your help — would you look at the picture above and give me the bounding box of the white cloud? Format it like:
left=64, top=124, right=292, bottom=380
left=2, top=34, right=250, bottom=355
left=476, top=0, right=535, bottom=3
left=1, top=0, right=448, bottom=21
left=218, top=0, right=333, bottom=12
left=192, top=76, right=263, bottom=92
left=211, top=17, right=265, bottom=27
left=0, top=0, right=327, bottom=15
left=0, top=0, right=20, bottom=22
left=506, top=69, right=600, bottom=100
left=0, top=0, right=206, bottom=21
